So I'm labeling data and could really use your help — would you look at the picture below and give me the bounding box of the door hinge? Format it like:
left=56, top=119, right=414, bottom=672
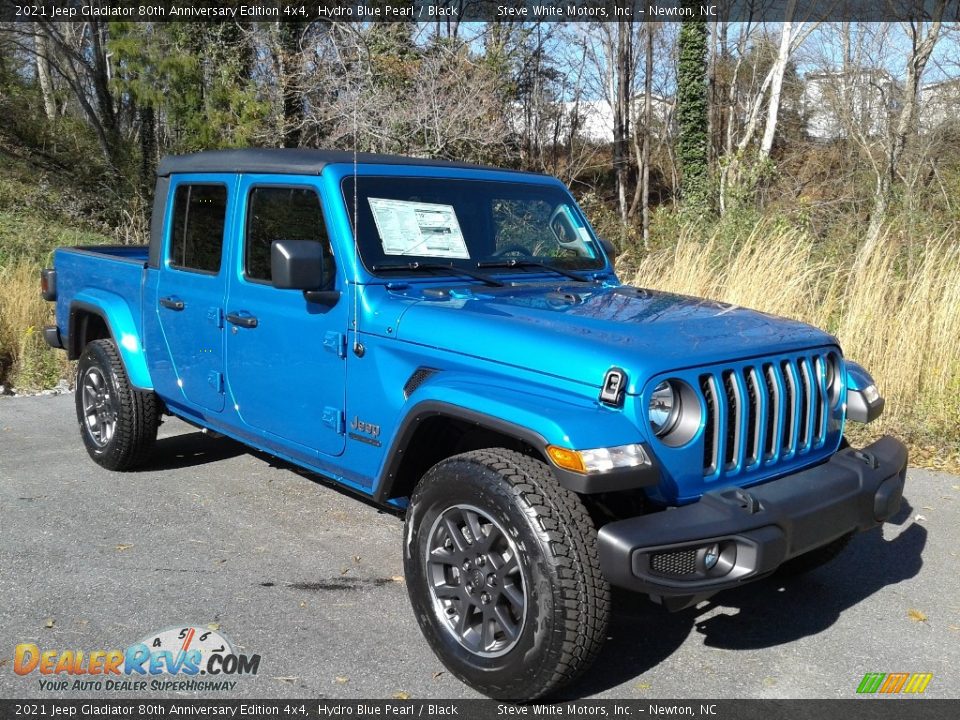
left=207, top=371, right=224, bottom=394
left=207, top=306, right=224, bottom=329
left=322, top=407, right=345, bottom=435
left=323, top=331, right=347, bottom=359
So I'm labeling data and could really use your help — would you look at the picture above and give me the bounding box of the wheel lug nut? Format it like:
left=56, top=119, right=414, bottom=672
left=465, top=583, right=474, bottom=594
left=487, top=574, right=496, bottom=586
left=462, top=560, right=471, bottom=571
left=476, top=556, right=485, bottom=567
left=480, top=592, right=490, bottom=605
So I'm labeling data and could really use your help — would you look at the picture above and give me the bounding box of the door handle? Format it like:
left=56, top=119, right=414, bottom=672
left=159, top=296, right=185, bottom=311
left=226, top=311, right=258, bottom=329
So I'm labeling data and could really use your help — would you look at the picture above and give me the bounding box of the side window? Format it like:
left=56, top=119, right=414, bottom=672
left=169, top=184, right=227, bottom=273
left=245, top=186, right=334, bottom=285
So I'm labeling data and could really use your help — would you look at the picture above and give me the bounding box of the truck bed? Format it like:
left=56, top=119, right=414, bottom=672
left=52, top=245, right=150, bottom=358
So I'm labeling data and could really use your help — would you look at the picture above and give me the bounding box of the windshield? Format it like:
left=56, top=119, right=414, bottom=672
left=341, top=176, right=605, bottom=275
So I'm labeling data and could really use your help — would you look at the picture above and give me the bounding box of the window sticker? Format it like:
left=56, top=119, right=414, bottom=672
left=367, top=198, right=470, bottom=259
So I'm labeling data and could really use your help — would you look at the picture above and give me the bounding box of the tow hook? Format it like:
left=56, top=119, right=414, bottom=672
left=853, top=450, right=880, bottom=469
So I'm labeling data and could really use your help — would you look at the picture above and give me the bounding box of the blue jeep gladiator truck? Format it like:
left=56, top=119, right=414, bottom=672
left=41, top=149, right=906, bottom=700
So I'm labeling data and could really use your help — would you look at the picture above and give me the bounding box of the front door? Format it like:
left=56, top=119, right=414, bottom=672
left=154, top=180, right=231, bottom=413
left=224, top=177, right=347, bottom=457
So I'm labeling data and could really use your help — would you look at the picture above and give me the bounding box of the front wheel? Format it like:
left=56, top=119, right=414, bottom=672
left=403, top=449, right=610, bottom=700
left=75, top=339, right=159, bottom=471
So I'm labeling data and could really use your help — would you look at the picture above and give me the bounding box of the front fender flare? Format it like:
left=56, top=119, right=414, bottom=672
left=376, top=379, right=660, bottom=501
left=70, top=290, right=153, bottom=391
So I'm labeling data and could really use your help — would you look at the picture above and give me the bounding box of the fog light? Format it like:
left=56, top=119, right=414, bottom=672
left=702, top=544, right=720, bottom=571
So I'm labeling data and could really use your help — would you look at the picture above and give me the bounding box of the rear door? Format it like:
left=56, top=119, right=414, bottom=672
left=223, top=177, right=347, bottom=457
left=153, top=179, right=232, bottom=413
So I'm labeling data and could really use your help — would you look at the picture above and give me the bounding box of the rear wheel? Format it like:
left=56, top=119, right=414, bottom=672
left=403, top=448, right=609, bottom=700
left=75, top=339, right=159, bottom=470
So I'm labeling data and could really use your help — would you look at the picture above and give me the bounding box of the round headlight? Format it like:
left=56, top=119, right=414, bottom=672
left=649, top=380, right=680, bottom=437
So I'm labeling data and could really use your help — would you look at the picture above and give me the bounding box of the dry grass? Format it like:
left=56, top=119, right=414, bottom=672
left=0, top=261, right=72, bottom=391
left=622, top=220, right=960, bottom=469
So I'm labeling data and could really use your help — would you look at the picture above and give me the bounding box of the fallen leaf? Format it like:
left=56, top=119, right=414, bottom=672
left=915, top=514, right=927, bottom=522
left=763, top=677, right=777, bottom=687
left=392, top=691, right=411, bottom=700
left=391, top=576, right=405, bottom=583
left=299, top=601, right=307, bottom=609
left=634, top=682, right=652, bottom=691
left=206, top=623, right=220, bottom=631
left=340, top=567, right=350, bottom=576
left=432, top=671, right=444, bottom=679
left=353, top=555, right=361, bottom=564
left=273, top=676, right=298, bottom=684
left=335, top=676, right=348, bottom=684
left=908, top=609, right=928, bottom=623
left=0, top=659, right=8, bottom=667
left=948, top=625, right=960, bottom=632
left=952, top=485, right=960, bottom=491
left=44, top=618, right=55, bottom=629
left=115, top=543, right=133, bottom=551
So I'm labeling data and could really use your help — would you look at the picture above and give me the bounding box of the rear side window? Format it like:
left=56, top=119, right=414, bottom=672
left=169, top=184, right=227, bottom=273
left=245, top=186, right=333, bottom=283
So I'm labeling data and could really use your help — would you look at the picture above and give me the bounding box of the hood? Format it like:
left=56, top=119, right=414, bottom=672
left=393, top=283, right=838, bottom=394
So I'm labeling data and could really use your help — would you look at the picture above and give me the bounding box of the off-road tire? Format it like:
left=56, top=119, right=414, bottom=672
left=403, top=448, right=610, bottom=700
left=778, top=532, right=854, bottom=577
left=75, top=339, right=159, bottom=471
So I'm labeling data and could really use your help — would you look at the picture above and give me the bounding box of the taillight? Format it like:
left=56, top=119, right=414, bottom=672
left=40, top=268, right=57, bottom=301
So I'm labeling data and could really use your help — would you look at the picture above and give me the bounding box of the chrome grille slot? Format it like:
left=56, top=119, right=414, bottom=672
left=745, top=367, right=762, bottom=465
left=813, top=355, right=827, bottom=444
left=722, top=371, right=742, bottom=470
left=763, top=363, right=781, bottom=460
left=701, top=374, right=719, bottom=475
left=781, top=360, right=798, bottom=455
left=798, top=357, right=813, bottom=450
left=699, top=353, right=832, bottom=477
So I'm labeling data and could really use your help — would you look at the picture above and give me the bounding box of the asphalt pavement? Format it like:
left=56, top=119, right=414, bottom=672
left=1, top=394, right=958, bottom=700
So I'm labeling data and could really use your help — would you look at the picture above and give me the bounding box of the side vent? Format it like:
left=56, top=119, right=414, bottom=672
left=403, top=367, right=440, bottom=399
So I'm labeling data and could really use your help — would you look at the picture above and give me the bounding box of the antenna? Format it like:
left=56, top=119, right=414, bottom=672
left=351, top=55, right=364, bottom=358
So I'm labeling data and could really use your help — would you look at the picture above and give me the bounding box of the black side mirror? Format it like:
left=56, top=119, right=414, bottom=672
left=271, top=240, right=339, bottom=306
left=598, top=237, right=617, bottom=259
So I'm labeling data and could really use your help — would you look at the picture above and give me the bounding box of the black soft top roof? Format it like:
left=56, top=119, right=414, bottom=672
left=157, top=148, right=537, bottom=177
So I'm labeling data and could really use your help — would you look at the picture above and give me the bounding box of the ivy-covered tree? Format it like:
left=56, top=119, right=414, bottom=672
left=676, top=14, right=711, bottom=214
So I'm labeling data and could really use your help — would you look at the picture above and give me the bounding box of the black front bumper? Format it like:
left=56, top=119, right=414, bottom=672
left=597, top=436, right=907, bottom=609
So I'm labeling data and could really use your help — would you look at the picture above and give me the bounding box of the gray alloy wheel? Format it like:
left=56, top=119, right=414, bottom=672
left=425, top=503, right=526, bottom=658
left=81, top=365, right=117, bottom=447
left=75, top=339, right=160, bottom=471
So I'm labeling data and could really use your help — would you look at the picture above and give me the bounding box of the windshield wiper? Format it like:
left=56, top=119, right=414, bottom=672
left=476, top=258, right=591, bottom=282
left=371, top=262, right=504, bottom=287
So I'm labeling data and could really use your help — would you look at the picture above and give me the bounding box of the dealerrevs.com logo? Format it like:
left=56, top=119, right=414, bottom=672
left=13, top=626, right=260, bottom=692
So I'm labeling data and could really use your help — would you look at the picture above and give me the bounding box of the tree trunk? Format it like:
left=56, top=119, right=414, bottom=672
left=641, top=23, right=654, bottom=248
left=613, top=21, right=633, bottom=222
left=139, top=105, right=156, bottom=192
left=34, top=23, right=57, bottom=121
left=862, top=5, right=944, bottom=257
left=758, top=14, right=794, bottom=159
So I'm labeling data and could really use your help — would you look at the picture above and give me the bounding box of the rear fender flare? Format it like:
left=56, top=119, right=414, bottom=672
left=70, top=290, right=153, bottom=391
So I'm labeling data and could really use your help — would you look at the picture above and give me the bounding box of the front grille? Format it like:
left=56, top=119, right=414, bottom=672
left=650, top=549, right=698, bottom=577
left=701, top=353, right=831, bottom=477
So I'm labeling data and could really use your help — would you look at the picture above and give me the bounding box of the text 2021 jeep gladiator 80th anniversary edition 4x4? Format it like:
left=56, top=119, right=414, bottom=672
left=41, top=149, right=906, bottom=700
